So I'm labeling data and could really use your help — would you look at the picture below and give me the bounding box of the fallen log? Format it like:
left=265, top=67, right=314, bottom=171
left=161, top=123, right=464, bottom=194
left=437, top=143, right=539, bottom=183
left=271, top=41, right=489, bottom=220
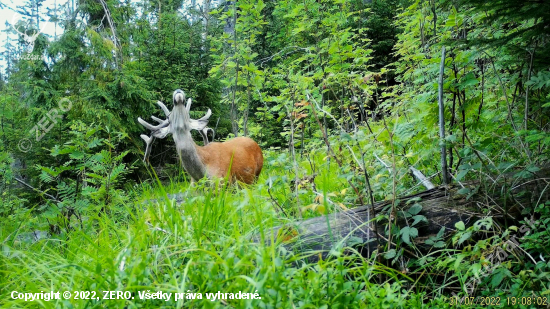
left=263, top=167, right=550, bottom=261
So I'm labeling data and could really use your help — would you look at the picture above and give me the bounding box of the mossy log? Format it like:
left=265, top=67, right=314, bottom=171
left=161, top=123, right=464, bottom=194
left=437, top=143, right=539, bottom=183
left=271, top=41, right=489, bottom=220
left=263, top=168, right=550, bottom=261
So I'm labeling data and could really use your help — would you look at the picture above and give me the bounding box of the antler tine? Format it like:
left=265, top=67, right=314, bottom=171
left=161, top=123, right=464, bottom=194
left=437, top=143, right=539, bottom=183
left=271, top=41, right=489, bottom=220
left=140, top=134, right=155, bottom=162
left=138, top=117, right=169, bottom=131
left=11, top=15, right=25, bottom=37
left=200, top=127, right=215, bottom=145
left=198, top=108, right=212, bottom=121
left=157, top=101, right=170, bottom=117
left=207, top=127, right=215, bottom=142
left=199, top=128, right=209, bottom=145
left=138, top=100, right=174, bottom=163
left=151, top=115, right=164, bottom=123
left=140, top=134, right=152, bottom=143
left=185, top=98, right=192, bottom=113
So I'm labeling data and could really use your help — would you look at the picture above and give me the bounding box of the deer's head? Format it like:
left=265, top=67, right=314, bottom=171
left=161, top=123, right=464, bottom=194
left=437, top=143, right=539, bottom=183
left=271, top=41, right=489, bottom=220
left=170, top=89, right=211, bottom=134
left=138, top=89, right=212, bottom=162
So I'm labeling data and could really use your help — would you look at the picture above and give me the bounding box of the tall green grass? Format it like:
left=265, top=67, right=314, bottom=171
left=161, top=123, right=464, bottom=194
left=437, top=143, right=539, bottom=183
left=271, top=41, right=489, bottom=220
left=1, top=150, right=453, bottom=308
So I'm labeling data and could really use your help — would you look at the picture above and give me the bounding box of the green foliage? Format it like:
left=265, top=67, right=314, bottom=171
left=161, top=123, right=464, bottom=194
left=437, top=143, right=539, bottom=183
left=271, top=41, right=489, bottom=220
left=1, top=0, right=549, bottom=306
left=0, top=152, right=27, bottom=218
left=34, top=122, right=132, bottom=233
left=457, top=0, right=550, bottom=68
left=1, top=0, right=223, bottom=181
left=1, top=151, right=454, bottom=308
left=361, top=0, right=408, bottom=70
left=521, top=201, right=550, bottom=262
left=211, top=0, right=376, bottom=148
left=379, top=0, right=550, bottom=187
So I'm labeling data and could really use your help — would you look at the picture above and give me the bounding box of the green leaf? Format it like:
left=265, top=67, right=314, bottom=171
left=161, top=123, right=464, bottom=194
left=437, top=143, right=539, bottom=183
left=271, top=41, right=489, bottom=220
left=69, top=151, right=85, bottom=160
left=471, top=263, right=482, bottom=278
left=490, top=268, right=509, bottom=288
left=408, top=203, right=422, bottom=215
left=456, top=169, right=468, bottom=181
left=400, top=226, right=418, bottom=245
left=437, top=227, right=446, bottom=238
left=457, top=188, right=471, bottom=195
left=411, top=215, right=427, bottom=226
left=445, top=134, right=457, bottom=142
left=458, top=231, right=472, bottom=245
left=384, top=249, right=396, bottom=259
left=434, top=241, right=446, bottom=248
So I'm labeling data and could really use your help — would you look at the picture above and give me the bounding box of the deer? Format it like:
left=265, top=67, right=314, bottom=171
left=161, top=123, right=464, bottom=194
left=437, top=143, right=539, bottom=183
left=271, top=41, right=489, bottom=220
left=138, top=89, right=263, bottom=184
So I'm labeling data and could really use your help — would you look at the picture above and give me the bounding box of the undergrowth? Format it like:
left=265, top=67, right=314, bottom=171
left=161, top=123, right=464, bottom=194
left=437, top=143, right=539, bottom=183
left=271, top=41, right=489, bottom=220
left=0, top=149, right=459, bottom=309
left=1, top=125, right=549, bottom=309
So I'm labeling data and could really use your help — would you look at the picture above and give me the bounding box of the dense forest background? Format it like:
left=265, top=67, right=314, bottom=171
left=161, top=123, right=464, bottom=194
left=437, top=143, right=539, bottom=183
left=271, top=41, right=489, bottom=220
left=1, top=0, right=549, bottom=307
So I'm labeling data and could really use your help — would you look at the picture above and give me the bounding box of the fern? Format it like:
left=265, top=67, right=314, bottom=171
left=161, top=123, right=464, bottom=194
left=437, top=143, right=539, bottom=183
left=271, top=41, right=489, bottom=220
left=57, top=181, right=76, bottom=202
left=32, top=123, right=131, bottom=233
left=38, top=171, right=55, bottom=184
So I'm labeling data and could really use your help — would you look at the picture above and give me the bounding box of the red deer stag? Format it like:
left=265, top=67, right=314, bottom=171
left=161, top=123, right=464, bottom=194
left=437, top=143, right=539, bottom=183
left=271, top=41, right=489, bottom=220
left=138, top=89, right=263, bottom=184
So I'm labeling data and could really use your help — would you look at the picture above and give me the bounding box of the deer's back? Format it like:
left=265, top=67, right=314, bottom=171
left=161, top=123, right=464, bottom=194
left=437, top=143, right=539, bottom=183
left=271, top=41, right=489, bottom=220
left=198, top=137, right=263, bottom=184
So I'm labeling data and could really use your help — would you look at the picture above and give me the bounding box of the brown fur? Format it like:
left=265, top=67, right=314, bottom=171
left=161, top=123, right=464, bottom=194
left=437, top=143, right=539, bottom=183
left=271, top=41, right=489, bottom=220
left=195, top=136, right=263, bottom=184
